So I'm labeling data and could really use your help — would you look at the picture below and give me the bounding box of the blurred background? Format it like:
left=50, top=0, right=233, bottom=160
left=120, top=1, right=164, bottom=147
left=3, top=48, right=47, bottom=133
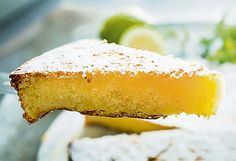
left=1, top=0, right=236, bottom=71
left=1, top=0, right=236, bottom=161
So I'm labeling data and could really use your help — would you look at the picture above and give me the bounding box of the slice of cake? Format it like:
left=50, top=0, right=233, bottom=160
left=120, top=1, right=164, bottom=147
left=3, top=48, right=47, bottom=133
left=10, top=39, right=223, bottom=123
left=69, top=130, right=236, bottom=161
left=86, top=116, right=176, bottom=133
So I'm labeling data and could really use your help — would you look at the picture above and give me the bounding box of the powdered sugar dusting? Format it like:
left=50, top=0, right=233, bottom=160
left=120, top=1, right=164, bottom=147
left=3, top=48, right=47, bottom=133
left=11, top=39, right=216, bottom=78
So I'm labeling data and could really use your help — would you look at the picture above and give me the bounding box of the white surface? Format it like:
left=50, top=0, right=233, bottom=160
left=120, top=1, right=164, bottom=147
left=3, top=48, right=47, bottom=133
left=37, top=111, right=85, bottom=161
left=37, top=111, right=118, bottom=161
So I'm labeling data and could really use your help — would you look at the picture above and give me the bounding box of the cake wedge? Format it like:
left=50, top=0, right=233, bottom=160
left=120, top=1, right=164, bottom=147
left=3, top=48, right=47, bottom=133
left=69, top=130, right=236, bottom=161
left=10, top=39, right=223, bottom=123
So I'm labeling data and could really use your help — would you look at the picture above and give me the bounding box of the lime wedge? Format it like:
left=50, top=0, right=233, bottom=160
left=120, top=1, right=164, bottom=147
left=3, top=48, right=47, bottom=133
left=119, top=25, right=164, bottom=54
left=99, top=14, right=145, bottom=43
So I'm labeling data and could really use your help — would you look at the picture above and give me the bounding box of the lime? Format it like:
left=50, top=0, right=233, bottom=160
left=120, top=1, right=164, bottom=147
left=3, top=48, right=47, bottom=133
left=99, top=14, right=145, bottom=44
left=119, top=25, right=164, bottom=54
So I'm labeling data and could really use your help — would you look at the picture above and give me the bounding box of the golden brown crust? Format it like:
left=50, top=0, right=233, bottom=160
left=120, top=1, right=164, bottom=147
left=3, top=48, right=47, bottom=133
left=9, top=74, right=22, bottom=90
left=23, top=108, right=166, bottom=124
left=9, top=74, right=28, bottom=122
